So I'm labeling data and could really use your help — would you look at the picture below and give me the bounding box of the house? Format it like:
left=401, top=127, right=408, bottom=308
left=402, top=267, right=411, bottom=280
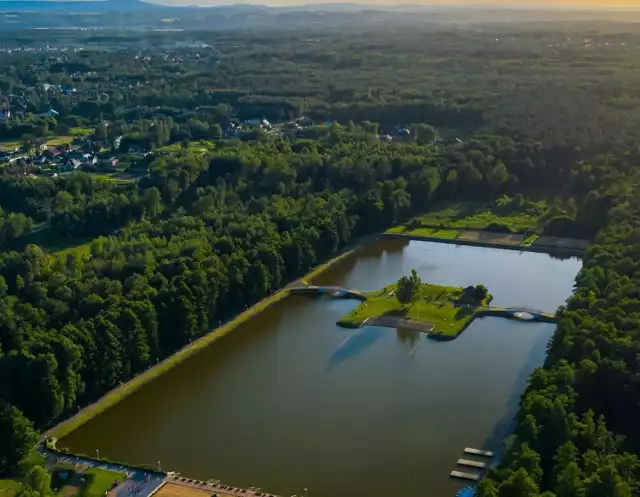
left=296, top=116, right=313, bottom=127
left=59, top=158, right=81, bottom=171
left=0, top=150, right=13, bottom=163
left=113, top=136, right=123, bottom=150
left=33, top=155, right=48, bottom=166
left=43, top=147, right=62, bottom=158
left=100, top=157, right=120, bottom=168
left=81, top=154, right=97, bottom=165
left=378, top=134, right=393, bottom=142
left=67, top=149, right=84, bottom=160
left=244, top=118, right=262, bottom=126
left=260, top=119, right=271, bottom=129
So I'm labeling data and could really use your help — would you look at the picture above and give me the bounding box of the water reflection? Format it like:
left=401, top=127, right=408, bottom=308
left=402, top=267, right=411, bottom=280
left=326, top=328, right=384, bottom=371
left=396, top=327, right=422, bottom=349
left=312, top=238, right=410, bottom=286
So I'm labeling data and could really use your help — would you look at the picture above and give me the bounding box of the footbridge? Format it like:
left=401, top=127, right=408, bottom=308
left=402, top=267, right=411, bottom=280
left=288, top=285, right=366, bottom=301
left=476, top=306, right=557, bottom=323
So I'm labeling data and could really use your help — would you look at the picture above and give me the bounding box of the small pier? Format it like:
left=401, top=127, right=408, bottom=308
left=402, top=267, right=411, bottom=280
left=457, top=458, right=489, bottom=469
left=449, top=447, right=495, bottom=486
left=450, top=471, right=480, bottom=481
left=464, top=447, right=494, bottom=458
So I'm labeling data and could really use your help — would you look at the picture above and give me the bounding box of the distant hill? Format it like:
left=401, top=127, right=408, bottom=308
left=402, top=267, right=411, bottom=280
left=0, top=0, right=165, bottom=12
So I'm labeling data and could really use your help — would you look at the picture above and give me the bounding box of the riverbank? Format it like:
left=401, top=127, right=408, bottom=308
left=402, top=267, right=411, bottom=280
left=382, top=230, right=587, bottom=255
left=46, top=240, right=371, bottom=441
left=337, top=283, right=492, bottom=339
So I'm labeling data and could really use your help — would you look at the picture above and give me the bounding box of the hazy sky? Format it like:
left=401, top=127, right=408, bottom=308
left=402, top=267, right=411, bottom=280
left=147, top=0, right=640, bottom=6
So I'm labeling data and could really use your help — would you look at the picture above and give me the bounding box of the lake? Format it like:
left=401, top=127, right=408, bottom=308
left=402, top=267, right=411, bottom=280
left=60, top=238, right=582, bottom=497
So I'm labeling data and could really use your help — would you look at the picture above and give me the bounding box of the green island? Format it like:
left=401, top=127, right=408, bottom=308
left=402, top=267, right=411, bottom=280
left=337, top=282, right=492, bottom=339
left=335, top=269, right=558, bottom=339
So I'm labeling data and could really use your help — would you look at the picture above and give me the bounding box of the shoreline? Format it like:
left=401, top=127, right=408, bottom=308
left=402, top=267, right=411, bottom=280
left=45, top=239, right=369, bottom=441
left=46, top=230, right=574, bottom=441
left=381, top=232, right=586, bottom=256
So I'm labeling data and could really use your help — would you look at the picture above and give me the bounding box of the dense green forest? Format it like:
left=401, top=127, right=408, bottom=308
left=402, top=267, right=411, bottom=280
left=2, top=23, right=640, bottom=497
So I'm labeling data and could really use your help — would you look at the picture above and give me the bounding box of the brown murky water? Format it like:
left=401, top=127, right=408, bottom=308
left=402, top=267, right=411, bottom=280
left=61, top=239, right=582, bottom=497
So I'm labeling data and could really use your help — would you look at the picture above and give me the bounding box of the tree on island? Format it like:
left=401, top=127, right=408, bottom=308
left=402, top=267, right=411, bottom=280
left=473, top=284, right=489, bottom=302
left=396, top=269, right=422, bottom=307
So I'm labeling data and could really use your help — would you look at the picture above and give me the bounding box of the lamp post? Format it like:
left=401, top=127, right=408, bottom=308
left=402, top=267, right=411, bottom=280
left=96, top=449, right=100, bottom=460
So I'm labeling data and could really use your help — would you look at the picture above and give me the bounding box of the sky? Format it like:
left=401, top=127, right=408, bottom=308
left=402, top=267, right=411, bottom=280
left=8, top=0, right=640, bottom=7
left=146, top=0, right=640, bottom=5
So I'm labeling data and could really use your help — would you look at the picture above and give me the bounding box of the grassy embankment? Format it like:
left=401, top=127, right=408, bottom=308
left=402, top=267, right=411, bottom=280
left=386, top=200, right=544, bottom=246
left=337, top=282, right=492, bottom=339
left=47, top=242, right=364, bottom=441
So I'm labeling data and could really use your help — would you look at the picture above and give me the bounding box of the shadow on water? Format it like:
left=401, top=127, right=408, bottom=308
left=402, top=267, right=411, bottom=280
left=326, top=327, right=385, bottom=372
left=482, top=324, right=554, bottom=459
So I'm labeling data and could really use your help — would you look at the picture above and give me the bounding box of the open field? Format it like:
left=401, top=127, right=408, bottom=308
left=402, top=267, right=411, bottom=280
left=0, top=480, right=22, bottom=496
left=456, top=230, right=526, bottom=246
left=388, top=200, right=547, bottom=235
left=46, top=135, right=75, bottom=147
left=337, top=283, right=492, bottom=339
left=70, top=127, right=94, bottom=136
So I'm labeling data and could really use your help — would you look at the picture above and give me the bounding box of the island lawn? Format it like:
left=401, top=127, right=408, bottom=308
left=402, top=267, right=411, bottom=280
left=337, top=283, right=492, bottom=338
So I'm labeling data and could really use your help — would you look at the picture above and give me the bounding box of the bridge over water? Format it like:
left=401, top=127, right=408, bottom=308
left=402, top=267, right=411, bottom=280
left=475, top=306, right=557, bottom=323
left=288, top=285, right=557, bottom=323
left=288, top=285, right=366, bottom=300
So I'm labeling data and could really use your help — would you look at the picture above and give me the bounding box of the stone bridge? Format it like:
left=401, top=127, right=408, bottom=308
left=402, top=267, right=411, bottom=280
left=476, top=306, right=557, bottom=323
left=288, top=285, right=366, bottom=301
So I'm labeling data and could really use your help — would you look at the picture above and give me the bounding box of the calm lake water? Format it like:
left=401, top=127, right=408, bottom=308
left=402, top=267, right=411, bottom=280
left=61, top=239, right=582, bottom=497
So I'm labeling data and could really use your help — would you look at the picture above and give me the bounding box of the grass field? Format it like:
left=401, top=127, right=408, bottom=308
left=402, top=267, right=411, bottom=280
left=0, top=480, right=22, bottom=496
left=70, top=127, right=94, bottom=136
left=80, top=468, right=126, bottom=497
left=0, top=454, right=47, bottom=497
left=386, top=227, right=459, bottom=238
left=0, top=139, right=22, bottom=150
left=389, top=200, right=547, bottom=235
left=54, top=241, right=93, bottom=258
left=337, top=283, right=492, bottom=338
left=47, top=135, right=75, bottom=147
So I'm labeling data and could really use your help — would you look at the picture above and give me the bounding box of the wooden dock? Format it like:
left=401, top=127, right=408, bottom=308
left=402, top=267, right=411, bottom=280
left=464, top=447, right=494, bottom=458
left=457, top=458, right=490, bottom=469
left=450, top=471, right=480, bottom=481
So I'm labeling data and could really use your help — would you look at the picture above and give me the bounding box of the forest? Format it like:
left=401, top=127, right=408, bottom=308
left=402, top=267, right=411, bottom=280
left=2, top=22, right=640, bottom=497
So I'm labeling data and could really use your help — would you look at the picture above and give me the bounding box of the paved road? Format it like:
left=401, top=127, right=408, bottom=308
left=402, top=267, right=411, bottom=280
left=110, top=472, right=166, bottom=497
